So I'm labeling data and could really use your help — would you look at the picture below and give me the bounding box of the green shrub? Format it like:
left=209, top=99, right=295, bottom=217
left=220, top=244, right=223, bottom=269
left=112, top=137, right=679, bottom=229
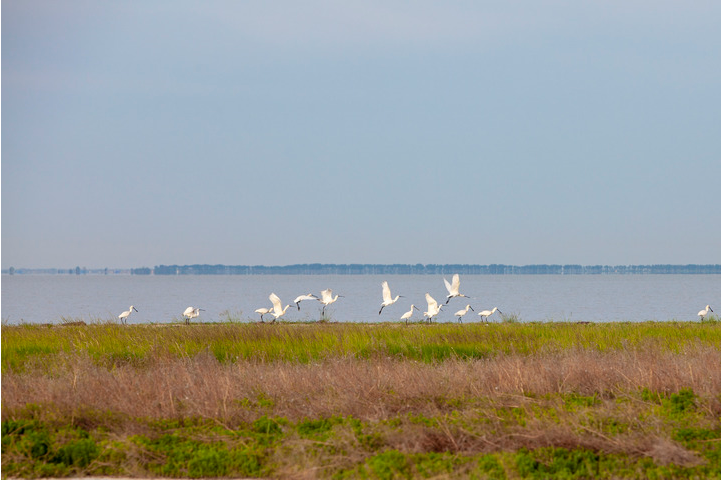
left=52, top=438, right=99, bottom=467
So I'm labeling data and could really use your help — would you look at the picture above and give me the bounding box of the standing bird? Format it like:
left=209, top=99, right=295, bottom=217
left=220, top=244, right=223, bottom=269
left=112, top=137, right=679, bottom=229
left=118, top=305, right=138, bottom=324
left=293, top=293, right=319, bottom=311
left=444, top=273, right=470, bottom=304
left=268, top=293, right=291, bottom=322
left=183, top=306, right=204, bottom=324
left=478, top=307, right=502, bottom=322
left=379, top=281, right=403, bottom=315
left=454, top=304, right=474, bottom=323
left=424, top=293, right=443, bottom=323
left=255, top=307, right=273, bottom=323
left=319, top=288, right=342, bottom=317
left=698, top=305, right=714, bottom=320
left=400, top=304, right=420, bottom=325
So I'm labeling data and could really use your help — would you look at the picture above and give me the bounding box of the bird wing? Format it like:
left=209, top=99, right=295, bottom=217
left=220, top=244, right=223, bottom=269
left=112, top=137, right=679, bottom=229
left=425, top=293, right=438, bottom=311
left=381, top=281, right=392, bottom=303
left=443, top=277, right=453, bottom=294
left=269, top=293, right=282, bottom=312
left=321, top=289, right=332, bottom=303
left=451, top=274, right=460, bottom=292
left=455, top=308, right=465, bottom=316
left=183, top=307, right=194, bottom=316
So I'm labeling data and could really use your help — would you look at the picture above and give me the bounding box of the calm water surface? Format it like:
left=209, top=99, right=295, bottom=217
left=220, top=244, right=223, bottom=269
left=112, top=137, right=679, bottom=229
left=1, top=274, right=719, bottom=324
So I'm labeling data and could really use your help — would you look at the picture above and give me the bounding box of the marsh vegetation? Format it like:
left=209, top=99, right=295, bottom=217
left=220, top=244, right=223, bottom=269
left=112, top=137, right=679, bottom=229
left=2, top=320, right=719, bottom=479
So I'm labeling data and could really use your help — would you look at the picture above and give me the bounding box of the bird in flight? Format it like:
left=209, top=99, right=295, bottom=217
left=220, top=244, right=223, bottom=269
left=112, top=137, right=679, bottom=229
left=444, top=274, right=470, bottom=304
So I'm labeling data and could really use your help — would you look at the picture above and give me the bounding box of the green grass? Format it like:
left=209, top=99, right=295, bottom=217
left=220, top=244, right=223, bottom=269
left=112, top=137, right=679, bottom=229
left=3, top=320, right=718, bottom=371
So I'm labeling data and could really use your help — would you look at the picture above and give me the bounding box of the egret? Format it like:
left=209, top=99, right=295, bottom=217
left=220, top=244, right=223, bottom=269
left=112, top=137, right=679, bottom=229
left=424, top=293, right=443, bottom=323
left=293, top=293, right=319, bottom=311
left=379, top=281, right=403, bottom=315
left=319, top=288, right=342, bottom=317
left=183, top=306, right=204, bottom=324
left=269, top=293, right=292, bottom=322
left=479, top=307, right=502, bottom=322
left=118, top=305, right=138, bottom=324
left=400, top=304, right=420, bottom=325
left=698, top=305, right=714, bottom=320
left=255, top=307, right=272, bottom=323
left=454, top=304, right=474, bottom=323
left=444, top=273, right=470, bottom=304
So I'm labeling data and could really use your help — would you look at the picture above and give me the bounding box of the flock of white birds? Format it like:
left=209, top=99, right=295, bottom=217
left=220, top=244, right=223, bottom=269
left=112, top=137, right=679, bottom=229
left=249, top=274, right=503, bottom=325
left=116, top=274, right=716, bottom=325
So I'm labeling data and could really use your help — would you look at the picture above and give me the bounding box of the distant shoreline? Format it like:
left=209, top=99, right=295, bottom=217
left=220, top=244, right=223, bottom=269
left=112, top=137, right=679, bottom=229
left=4, top=263, right=720, bottom=275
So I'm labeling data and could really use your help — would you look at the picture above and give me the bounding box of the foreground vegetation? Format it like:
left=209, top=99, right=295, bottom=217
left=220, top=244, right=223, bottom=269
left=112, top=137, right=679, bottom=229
left=2, top=320, right=720, bottom=479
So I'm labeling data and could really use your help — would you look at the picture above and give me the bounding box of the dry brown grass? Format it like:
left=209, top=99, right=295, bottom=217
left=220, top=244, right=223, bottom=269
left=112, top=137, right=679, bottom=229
left=3, top=345, right=718, bottom=426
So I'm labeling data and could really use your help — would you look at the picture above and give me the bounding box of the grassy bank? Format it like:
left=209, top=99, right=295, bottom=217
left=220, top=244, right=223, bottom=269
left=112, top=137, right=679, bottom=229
left=2, top=321, right=720, bottom=479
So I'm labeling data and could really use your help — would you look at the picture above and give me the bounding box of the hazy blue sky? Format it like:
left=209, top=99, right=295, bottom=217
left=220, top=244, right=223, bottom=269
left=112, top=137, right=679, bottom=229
left=3, top=1, right=720, bottom=269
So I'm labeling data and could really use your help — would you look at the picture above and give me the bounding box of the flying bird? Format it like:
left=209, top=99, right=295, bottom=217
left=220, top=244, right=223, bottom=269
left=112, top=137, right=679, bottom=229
left=478, top=307, right=502, bottom=322
left=444, top=273, right=470, bottom=304
left=454, top=304, right=474, bottom=323
left=424, top=293, right=443, bottom=323
left=269, top=293, right=291, bottom=322
left=255, top=307, right=273, bottom=323
left=400, top=304, right=420, bottom=325
left=698, top=305, right=714, bottom=320
left=379, top=281, right=403, bottom=315
left=319, top=288, right=342, bottom=317
left=293, top=293, right=319, bottom=311
left=118, top=305, right=138, bottom=324
left=182, top=306, right=204, bottom=324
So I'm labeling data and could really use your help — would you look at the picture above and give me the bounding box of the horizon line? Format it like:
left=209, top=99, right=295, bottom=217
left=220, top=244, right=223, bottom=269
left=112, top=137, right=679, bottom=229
left=5, top=263, right=720, bottom=275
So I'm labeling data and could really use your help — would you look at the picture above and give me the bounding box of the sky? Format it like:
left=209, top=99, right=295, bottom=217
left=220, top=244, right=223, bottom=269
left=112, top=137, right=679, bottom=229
left=2, top=1, right=720, bottom=269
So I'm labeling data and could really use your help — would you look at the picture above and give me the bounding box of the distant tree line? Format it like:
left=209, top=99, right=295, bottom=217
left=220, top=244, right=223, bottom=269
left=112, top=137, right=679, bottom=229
left=5, top=264, right=719, bottom=275
left=146, top=264, right=721, bottom=275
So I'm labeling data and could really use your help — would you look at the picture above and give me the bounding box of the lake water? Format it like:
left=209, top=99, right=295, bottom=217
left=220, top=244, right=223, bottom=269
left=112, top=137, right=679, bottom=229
left=1, top=274, right=719, bottom=324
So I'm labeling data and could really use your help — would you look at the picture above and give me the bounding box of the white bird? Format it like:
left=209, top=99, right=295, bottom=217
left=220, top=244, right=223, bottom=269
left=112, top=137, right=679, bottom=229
left=118, top=305, right=138, bottom=324
left=293, top=293, right=319, bottom=311
left=424, top=293, right=443, bottom=323
left=443, top=273, right=470, bottom=304
left=255, top=307, right=273, bottom=323
left=319, top=288, right=342, bottom=317
left=183, top=306, right=204, bottom=324
left=479, top=307, right=502, bottom=322
left=268, top=293, right=291, bottom=322
left=454, top=304, right=474, bottom=323
left=698, top=305, right=714, bottom=320
left=400, top=304, right=420, bottom=325
left=379, top=281, right=403, bottom=315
